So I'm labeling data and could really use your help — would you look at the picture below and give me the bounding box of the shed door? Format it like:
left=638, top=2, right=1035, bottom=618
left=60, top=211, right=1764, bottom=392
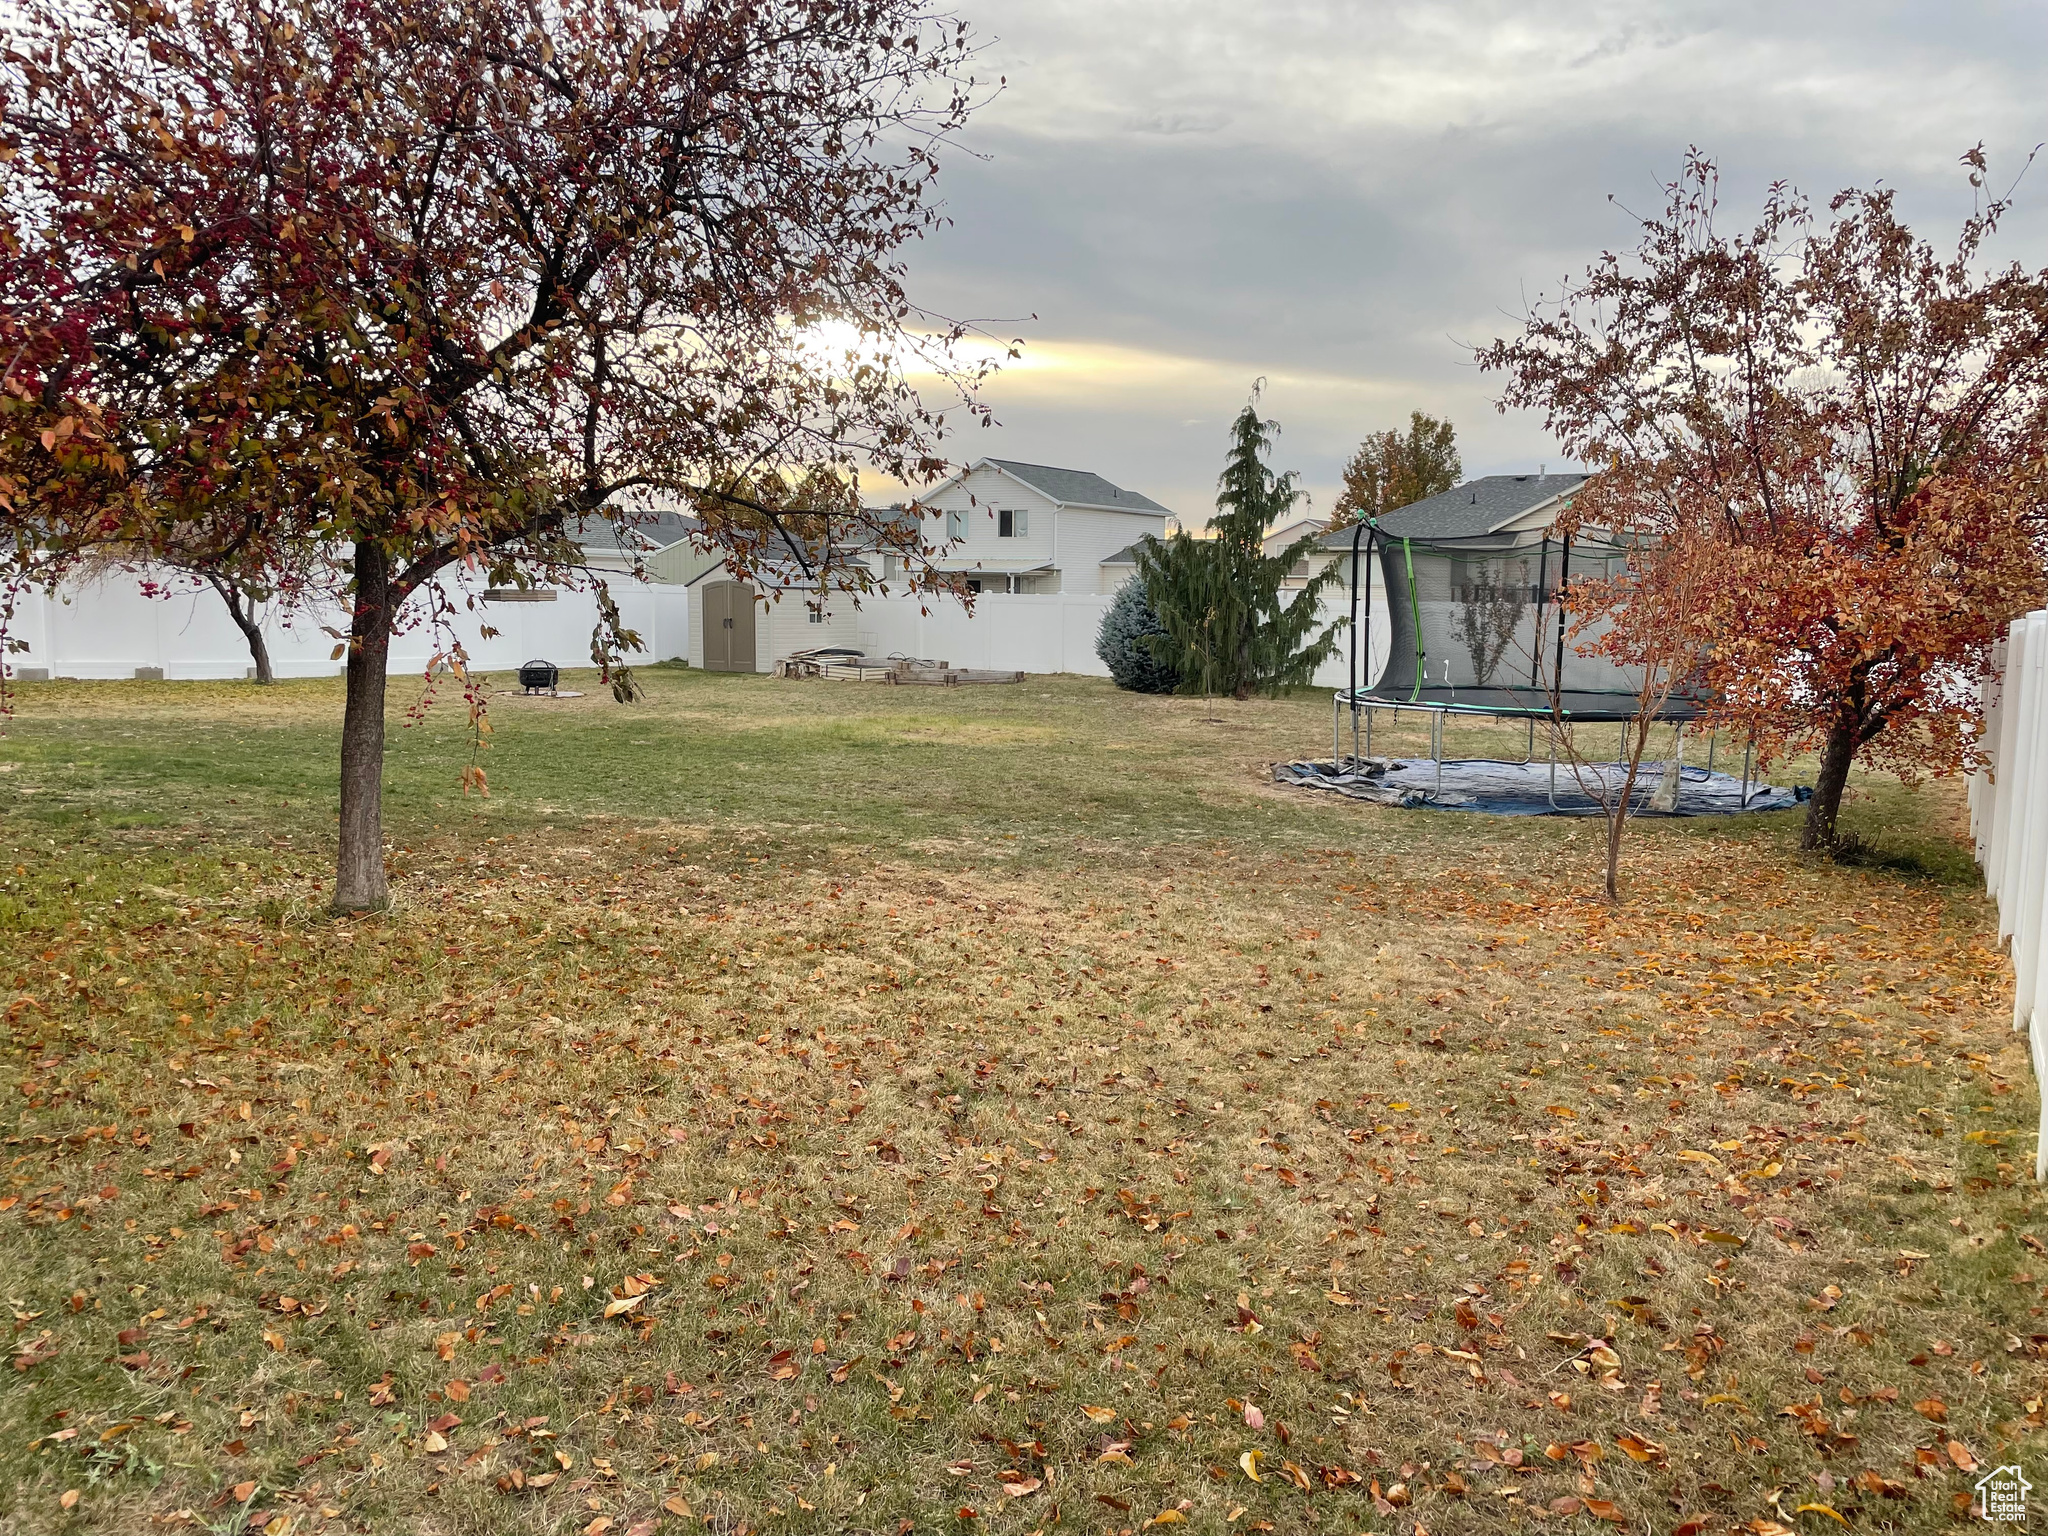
left=703, top=582, right=754, bottom=673
left=701, top=582, right=728, bottom=670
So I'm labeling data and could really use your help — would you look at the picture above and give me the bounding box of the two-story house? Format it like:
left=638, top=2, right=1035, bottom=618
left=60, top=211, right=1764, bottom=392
left=908, top=459, right=1174, bottom=595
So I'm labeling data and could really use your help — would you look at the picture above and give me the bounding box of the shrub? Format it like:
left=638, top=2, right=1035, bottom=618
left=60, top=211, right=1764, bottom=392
left=1096, top=575, right=1181, bottom=693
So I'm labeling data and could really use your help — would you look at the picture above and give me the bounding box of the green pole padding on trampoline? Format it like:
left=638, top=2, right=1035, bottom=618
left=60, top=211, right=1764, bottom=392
left=1402, top=537, right=1423, bottom=703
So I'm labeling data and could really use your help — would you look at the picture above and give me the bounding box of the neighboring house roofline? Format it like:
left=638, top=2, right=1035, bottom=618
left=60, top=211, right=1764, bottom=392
left=681, top=563, right=828, bottom=592
left=921, top=457, right=1173, bottom=517
left=1487, top=490, right=1577, bottom=534
left=1316, top=473, right=1591, bottom=546
left=1100, top=538, right=1161, bottom=566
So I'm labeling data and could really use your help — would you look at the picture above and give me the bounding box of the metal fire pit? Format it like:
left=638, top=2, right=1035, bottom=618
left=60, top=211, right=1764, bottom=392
left=518, top=659, right=560, bottom=695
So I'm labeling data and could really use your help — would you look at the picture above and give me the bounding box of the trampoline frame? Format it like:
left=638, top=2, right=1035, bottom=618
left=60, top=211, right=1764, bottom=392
left=1331, top=519, right=1765, bottom=813
left=1327, top=692, right=1761, bottom=812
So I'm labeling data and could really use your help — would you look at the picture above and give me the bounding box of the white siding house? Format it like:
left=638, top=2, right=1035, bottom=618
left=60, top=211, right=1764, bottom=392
left=913, top=459, right=1172, bottom=594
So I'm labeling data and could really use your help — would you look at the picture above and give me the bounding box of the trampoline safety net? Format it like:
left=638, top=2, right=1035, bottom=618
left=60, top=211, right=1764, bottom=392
left=1338, top=524, right=1698, bottom=721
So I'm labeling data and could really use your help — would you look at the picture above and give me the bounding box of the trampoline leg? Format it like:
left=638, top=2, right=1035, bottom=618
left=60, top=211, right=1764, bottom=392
left=1548, top=727, right=1560, bottom=810
left=1433, top=710, right=1444, bottom=799
left=1524, top=716, right=1534, bottom=765
left=1741, top=739, right=1753, bottom=808
left=1352, top=703, right=1361, bottom=767
left=1706, top=730, right=1717, bottom=777
left=1333, top=693, right=1341, bottom=766
left=1365, top=707, right=1373, bottom=761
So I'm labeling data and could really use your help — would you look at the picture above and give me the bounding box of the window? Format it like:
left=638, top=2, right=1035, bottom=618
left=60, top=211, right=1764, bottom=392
left=998, top=508, right=1029, bottom=538
left=946, top=508, right=967, bottom=540
left=807, top=608, right=826, bottom=624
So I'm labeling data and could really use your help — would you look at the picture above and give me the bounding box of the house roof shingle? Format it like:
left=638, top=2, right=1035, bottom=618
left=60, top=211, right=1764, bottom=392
left=983, top=459, right=1170, bottom=515
left=572, top=509, right=701, bottom=555
left=1318, top=473, right=1588, bottom=545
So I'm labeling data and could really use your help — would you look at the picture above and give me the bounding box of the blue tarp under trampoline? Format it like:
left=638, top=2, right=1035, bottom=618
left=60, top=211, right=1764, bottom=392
left=1272, top=757, right=1803, bottom=817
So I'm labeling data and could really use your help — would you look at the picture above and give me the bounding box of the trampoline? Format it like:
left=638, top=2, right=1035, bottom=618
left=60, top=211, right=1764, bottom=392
left=1317, top=520, right=1780, bottom=814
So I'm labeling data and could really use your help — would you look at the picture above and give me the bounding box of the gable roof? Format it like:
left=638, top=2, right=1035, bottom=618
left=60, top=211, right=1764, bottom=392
left=839, top=505, right=923, bottom=551
left=975, top=459, right=1171, bottom=515
left=572, top=508, right=701, bottom=555
left=1318, top=473, right=1588, bottom=545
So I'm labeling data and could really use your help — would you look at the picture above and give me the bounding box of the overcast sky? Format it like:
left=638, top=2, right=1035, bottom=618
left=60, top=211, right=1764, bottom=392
left=883, top=0, right=2048, bottom=524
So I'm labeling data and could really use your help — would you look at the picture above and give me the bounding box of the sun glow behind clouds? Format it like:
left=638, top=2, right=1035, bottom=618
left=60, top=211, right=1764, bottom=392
left=802, top=318, right=1414, bottom=505
left=805, top=319, right=1396, bottom=400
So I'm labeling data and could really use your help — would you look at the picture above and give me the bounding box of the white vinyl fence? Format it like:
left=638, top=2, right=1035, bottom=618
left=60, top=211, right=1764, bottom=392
left=5, top=566, right=690, bottom=682
left=6, top=567, right=1365, bottom=686
left=1967, top=614, right=2048, bottom=1180
left=843, top=589, right=1368, bottom=686
left=849, top=592, right=1115, bottom=677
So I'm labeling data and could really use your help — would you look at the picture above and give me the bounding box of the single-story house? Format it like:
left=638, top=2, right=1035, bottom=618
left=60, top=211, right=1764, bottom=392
left=570, top=509, right=701, bottom=572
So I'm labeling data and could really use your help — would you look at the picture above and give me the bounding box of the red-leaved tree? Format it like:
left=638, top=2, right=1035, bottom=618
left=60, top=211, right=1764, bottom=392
left=1481, top=151, right=2048, bottom=850
left=1, top=0, right=996, bottom=909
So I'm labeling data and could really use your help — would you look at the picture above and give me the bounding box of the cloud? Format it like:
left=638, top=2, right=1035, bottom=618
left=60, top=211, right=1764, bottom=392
left=883, top=0, right=2048, bottom=520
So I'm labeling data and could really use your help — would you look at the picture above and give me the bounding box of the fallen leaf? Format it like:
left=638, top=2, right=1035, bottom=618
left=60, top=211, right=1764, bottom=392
left=1614, top=1432, right=1665, bottom=1464
left=1239, top=1450, right=1263, bottom=1483
left=1243, top=1403, right=1264, bottom=1430
left=1948, top=1440, right=1978, bottom=1472
left=1081, top=1405, right=1117, bottom=1424
left=1795, top=1505, right=1849, bottom=1527
left=60, top=1490, right=80, bottom=1510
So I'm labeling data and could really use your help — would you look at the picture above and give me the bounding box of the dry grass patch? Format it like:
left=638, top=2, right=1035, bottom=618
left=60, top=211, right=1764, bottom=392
left=1, top=809, right=2042, bottom=1536
left=0, top=671, right=2038, bottom=1534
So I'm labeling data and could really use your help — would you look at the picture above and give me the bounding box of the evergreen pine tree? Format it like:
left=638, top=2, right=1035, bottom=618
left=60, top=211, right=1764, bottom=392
left=1095, top=569, right=1182, bottom=693
left=1136, top=388, right=1342, bottom=699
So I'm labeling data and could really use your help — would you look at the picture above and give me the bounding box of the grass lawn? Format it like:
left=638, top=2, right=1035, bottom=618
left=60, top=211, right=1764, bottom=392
left=0, top=666, right=2040, bottom=1536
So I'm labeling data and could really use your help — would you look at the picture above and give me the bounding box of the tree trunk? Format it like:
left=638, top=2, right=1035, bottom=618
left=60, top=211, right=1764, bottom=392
left=333, top=540, right=394, bottom=914
left=207, top=574, right=273, bottom=684
left=1802, top=712, right=1859, bottom=852
left=1604, top=802, right=1625, bottom=904
left=243, top=620, right=274, bottom=685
